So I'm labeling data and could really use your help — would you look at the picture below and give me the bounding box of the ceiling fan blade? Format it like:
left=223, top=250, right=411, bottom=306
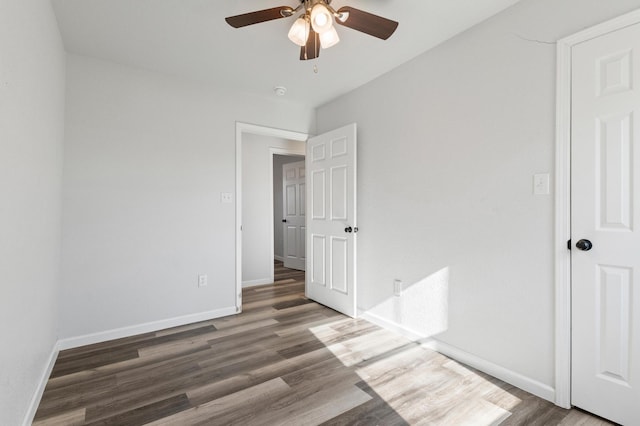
left=335, top=6, right=398, bottom=40
left=225, top=6, right=293, bottom=28
left=300, top=29, right=320, bottom=60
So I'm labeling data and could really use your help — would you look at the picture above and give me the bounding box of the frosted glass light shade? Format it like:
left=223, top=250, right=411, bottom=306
left=310, top=3, right=333, bottom=34
left=288, top=17, right=309, bottom=46
left=319, top=26, right=340, bottom=49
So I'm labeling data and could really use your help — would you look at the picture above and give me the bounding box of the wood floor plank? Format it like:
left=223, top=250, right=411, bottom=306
left=241, top=293, right=306, bottom=311
left=32, top=408, right=86, bottom=426
left=84, top=394, right=191, bottom=426
left=272, top=297, right=313, bottom=310
left=35, top=260, right=614, bottom=425
left=186, top=346, right=341, bottom=407
left=136, top=319, right=277, bottom=358
left=46, top=345, right=237, bottom=422
left=558, top=410, right=615, bottom=426
left=52, top=339, right=211, bottom=381
left=82, top=346, right=288, bottom=423
left=50, top=347, right=140, bottom=378
left=56, top=333, right=156, bottom=359
left=210, top=309, right=278, bottom=329
left=50, top=325, right=217, bottom=379
left=274, top=312, right=349, bottom=338
left=154, top=320, right=216, bottom=337
left=277, top=385, right=372, bottom=426
left=320, top=382, right=410, bottom=426
left=147, top=378, right=292, bottom=425
left=238, top=382, right=371, bottom=426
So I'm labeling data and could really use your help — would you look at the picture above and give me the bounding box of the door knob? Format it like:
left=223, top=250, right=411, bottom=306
left=576, top=239, right=593, bottom=251
left=282, top=219, right=287, bottom=223
left=345, top=226, right=353, bottom=233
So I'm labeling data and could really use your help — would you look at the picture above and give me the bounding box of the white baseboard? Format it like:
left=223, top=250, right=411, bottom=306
left=421, top=339, right=556, bottom=403
left=57, top=306, right=238, bottom=350
left=23, top=341, right=59, bottom=426
left=359, top=310, right=426, bottom=341
left=359, top=310, right=556, bottom=404
left=242, top=278, right=273, bottom=288
left=274, top=255, right=285, bottom=262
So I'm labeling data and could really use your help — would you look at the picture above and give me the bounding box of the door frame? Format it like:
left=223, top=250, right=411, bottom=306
left=554, top=8, right=640, bottom=409
left=235, top=122, right=309, bottom=312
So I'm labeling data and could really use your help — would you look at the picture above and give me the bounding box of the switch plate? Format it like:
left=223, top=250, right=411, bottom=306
left=533, top=173, right=550, bottom=195
left=221, top=192, right=233, bottom=203
left=198, top=274, right=208, bottom=287
left=393, top=279, right=403, bottom=296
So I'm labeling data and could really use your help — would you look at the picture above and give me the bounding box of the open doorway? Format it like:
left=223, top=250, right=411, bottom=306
left=235, top=123, right=308, bottom=311
left=236, top=122, right=358, bottom=317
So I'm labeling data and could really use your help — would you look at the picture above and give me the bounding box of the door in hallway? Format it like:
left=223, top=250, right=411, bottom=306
left=282, top=160, right=306, bottom=271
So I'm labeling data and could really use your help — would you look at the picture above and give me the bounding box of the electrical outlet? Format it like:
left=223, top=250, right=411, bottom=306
left=220, top=192, right=233, bottom=203
left=198, top=274, right=208, bottom=287
left=393, top=279, right=403, bottom=296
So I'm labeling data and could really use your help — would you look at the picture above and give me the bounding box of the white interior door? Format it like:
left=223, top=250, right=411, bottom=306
left=571, top=22, right=640, bottom=426
left=282, top=160, right=306, bottom=271
left=306, top=123, right=357, bottom=317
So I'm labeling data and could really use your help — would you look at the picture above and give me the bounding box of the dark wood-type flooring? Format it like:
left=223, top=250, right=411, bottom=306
left=34, top=261, right=612, bottom=425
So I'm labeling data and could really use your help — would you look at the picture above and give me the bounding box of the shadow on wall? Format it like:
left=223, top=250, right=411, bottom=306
left=365, top=267, right=450, bottom=338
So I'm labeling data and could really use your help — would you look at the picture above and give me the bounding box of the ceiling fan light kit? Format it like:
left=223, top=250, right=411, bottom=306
left=310, top=3, right=333, bottom=34
left=319, top=26, right=340, bottom=49
left=225, top=0, right=398, bottom=61
left=288, top=16, right=310, bottom=46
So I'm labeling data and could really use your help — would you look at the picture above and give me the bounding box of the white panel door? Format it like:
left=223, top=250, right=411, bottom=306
left=571, top=22, right=640, bottom=426
left=306, top=124, right=357, bottom=317
left=282, top=160, right=306, bottom=271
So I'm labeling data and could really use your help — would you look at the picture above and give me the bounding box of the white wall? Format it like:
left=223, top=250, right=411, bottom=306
left=316, top=0, right=640, bottom=397
left=273, top=155, right=305, bottom=260
left=60, top=54, right=314, bottom=340
left=0, top=0, right=65, bottom=424
left=242, top=137, right=304, bottom=285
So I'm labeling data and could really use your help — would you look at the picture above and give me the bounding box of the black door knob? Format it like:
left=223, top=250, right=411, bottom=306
left=345, top=226, right=353, bottom=233
left=282, top=219, right=287, bottom=223
left=576, top=239, right=593, bottom=251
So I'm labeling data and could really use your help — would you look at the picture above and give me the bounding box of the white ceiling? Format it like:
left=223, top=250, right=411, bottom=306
left=52, top=0, right=522, bottom=107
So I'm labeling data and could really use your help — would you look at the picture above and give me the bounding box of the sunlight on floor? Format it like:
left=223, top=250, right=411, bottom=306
left=305, top=279, right=528, bottom=425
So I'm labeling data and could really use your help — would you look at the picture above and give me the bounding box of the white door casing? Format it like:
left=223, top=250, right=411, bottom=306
left=283, top=160, right=306, bottom=271
left=306, top=123, right=357, bottom=317
left=570, top=21, right=640, bottom=425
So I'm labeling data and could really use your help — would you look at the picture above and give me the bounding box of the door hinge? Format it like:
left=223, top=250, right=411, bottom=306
left=567, top=239, right=571, bottom=250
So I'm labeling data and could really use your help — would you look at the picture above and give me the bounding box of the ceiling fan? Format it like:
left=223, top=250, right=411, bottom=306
left=225, top=0, right=399, bottom=60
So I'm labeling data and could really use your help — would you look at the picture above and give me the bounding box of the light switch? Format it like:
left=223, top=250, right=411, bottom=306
left=198, top=274, right=208, bottom=287
left=393, top=279, right=403, bottom=297
left=220, top=192, right=233, bottom=203
left=533, top=174, right=550, bottom=195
